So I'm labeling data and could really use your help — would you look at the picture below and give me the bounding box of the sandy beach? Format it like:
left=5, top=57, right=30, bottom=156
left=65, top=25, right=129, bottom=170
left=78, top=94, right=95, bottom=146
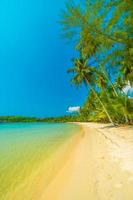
left=41, top=123, right=133, bottom=200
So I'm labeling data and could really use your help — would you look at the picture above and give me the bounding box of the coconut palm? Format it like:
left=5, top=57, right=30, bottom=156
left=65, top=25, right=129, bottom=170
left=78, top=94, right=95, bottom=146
left=60, top=0, right=133, bottom=124
left=77, top=26, right=130, bottom=123
left=68, top=56, right=114, bottom=125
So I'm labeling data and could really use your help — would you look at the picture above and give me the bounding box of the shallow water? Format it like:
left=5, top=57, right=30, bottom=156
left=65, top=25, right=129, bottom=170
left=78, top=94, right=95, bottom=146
left=0, top=122, right=81, bottom=200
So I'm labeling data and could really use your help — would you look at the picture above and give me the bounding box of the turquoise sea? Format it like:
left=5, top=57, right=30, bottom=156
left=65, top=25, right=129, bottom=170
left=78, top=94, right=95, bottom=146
left=0, top=122, right=81, bottom=200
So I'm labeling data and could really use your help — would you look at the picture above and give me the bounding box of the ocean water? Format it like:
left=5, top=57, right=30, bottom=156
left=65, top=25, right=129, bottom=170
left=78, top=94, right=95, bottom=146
left=0, top=122, right=81, bottom=200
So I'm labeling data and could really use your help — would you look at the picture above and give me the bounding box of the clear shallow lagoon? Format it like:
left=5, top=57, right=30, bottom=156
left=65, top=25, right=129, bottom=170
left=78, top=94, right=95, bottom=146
left=0, top=122, right=81, bottom=200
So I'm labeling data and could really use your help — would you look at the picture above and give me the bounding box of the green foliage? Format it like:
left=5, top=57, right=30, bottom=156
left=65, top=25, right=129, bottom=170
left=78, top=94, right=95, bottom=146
left=0, top=116, right=40, bottom=123
left=0, top=115, right=83, bottom=123
left=60, top=0, right=133, bottom=125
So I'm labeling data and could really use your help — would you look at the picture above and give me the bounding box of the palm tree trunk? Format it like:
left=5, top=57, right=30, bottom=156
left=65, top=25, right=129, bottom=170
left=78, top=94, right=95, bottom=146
left=95, top=56, right=118, bottom=95
left=84, top=76, right=114, bottom=125
left=91, top=87, right=115, bottom=125
left=95, top=56, right=129, bottom=123
left=102, top=68, right=129, bottom=123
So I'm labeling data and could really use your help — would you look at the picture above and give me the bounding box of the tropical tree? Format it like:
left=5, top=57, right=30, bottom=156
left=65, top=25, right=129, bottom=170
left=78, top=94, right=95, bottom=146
left=68, top=55, right=114, bottom=124
left=60, top=0, right=133, bottom=124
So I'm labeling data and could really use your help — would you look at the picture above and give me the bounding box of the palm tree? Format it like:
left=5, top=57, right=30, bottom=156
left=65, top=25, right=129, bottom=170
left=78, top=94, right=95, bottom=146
left=68, top=56, right=115, bottom=125
left=78, top=30, right=130, bottom=123
left=60, top=0, right=133, bottom=124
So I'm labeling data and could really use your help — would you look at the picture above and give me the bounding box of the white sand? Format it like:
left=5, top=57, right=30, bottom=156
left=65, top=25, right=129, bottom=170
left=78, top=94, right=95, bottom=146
left=41, top=123, right=133, bottom=200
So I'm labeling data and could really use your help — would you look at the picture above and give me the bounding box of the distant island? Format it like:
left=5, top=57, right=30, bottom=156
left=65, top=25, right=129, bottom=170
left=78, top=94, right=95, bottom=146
left=0, top=115, right=81, bottom=123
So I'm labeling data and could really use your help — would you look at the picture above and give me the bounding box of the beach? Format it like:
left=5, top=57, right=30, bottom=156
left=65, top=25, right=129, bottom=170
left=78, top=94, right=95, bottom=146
left=41, top=123, right=133, bottom=200
left=0, top=122, right=133, bottom=200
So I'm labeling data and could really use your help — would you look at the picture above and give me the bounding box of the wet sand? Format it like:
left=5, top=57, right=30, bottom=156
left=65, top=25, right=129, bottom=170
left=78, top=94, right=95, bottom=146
left=41, top=123, right=133, bottom=200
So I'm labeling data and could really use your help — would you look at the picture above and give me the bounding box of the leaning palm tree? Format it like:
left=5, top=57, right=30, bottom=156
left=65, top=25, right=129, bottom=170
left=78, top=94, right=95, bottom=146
left=60, top=0, right=131, bottom=124
left=78, top=29, right=130, bottom=123
left=68, top=56, right=114, bottom=125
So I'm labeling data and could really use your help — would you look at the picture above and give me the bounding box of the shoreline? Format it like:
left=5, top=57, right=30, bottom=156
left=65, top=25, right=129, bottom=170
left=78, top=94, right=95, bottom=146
left=41, top=122, right=133, bottom=200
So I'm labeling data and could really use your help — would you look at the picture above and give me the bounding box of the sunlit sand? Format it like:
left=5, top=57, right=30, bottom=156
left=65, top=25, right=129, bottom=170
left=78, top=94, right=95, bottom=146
left=41, top=123, right=133, bottom=200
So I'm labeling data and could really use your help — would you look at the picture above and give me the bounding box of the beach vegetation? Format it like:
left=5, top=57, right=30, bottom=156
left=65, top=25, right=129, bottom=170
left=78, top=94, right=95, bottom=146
left=60, top=0, right=133, bottom=125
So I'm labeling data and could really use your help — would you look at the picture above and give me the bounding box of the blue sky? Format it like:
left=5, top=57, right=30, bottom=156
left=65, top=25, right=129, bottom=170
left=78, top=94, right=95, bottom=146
left=0, top=0, right=87, bottom=117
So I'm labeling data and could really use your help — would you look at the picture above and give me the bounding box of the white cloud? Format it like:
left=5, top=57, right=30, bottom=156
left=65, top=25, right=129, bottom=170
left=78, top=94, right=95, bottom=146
left=67, top=106, right=80, bottom=113
left=123, top=82, right=133, bottom=97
